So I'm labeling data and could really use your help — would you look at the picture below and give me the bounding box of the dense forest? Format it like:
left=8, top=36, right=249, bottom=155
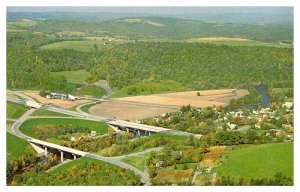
left=7, top=18, right=293, bottom=97
left=7, top=32, right=99, bottom=92
left=89, top=42, right=293, bottom=91
left=8, top=17, right=293, bottom=42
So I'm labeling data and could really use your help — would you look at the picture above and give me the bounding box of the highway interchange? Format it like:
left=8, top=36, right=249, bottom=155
left=7, top=90, right=192, bottom=185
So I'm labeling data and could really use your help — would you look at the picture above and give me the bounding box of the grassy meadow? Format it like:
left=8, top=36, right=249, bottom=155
left=19, top=118, right=108, bottom=138
left=7, top=101, right=28, bottom=119
left=76, top=85, right=106, bottom=98
left=215, top=142, right=294, bottom=181
left=52, top=70, right=90, bottom=85
left=7, top=133, right=35, bottom=161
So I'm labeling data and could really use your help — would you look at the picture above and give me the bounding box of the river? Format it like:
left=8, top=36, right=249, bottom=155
left=255, top=84, right=271, bottom=108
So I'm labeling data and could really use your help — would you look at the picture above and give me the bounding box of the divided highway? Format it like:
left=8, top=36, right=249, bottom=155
left=7, top=90, right=194, bottom=185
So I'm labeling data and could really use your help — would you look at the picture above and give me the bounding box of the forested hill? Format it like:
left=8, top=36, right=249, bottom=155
left=88, top=42, right=293, bottom=90
left=7, top=17, right=293, bottom=42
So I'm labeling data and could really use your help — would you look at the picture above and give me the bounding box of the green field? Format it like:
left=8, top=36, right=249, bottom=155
left=52, top=70, right=90, bottom=85
left=113, top=80, right=191, bottom=98
left=40, top=40, right=121, bottom=52
left=80, top=102, right=100, bottom=113
left=131, top=132, right=188, bottom=153
left=7, top=101, right=28, bottom=119
left=215, top=142, right=293, bottom=181
left=76, top=85, right=106, bottom=98
left=31, top=109, right=71, bottom=117
left=7, top=133, right=35, bottom=161
left=19, top=118, right=108, bottom=138
left=186, top=38, right=292, bottom=48
left=122, top=153, right=150, bottom=171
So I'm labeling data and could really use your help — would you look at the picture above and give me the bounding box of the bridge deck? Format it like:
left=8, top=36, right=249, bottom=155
left=108, top=120, right=170, bottom=133
left=28, top=138, right=87, bottom=156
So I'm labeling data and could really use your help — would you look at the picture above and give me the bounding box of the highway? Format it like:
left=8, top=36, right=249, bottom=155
left=7, top=90, right=195, bottom=185
left=9, top=103, right=151, bottom=185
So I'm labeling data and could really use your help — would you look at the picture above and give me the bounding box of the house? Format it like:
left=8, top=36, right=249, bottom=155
left=283, top=102, right=293, bottom=109
left=90, top=131, right=97, bottom=137
left=255, top=123, right=261, bottom=129
left=227, top=122, right=236, bottom=130
left=155, top=161, right=163, bottom=169
left=70, top=137, right=76, bottom=142
left=282, top=124, right=292, bottom=129
left=205, top=167, right=212, bottom=173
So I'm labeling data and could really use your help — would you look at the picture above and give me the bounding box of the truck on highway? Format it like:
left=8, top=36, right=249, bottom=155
left=25, top=101, right=42, bottom=109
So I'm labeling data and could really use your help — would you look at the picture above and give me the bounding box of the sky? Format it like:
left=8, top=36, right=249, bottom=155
left=7, top=6, right=293, bottom=15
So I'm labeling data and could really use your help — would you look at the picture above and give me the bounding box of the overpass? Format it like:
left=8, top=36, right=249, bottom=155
left=8, top=96, right=151, bottom=185
left=108, top=120, right=193, bottom=137
left=28, top=138, right=87, bottom=162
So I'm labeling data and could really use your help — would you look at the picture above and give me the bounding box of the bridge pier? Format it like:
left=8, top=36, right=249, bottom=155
left=60, top=151, right=64, bottom=162
left=73, top=154, right=77, bottom=160
left=44, top=146, right=48, bottom=156
left=137, top=130, right=140, bottom=136
left=126, top=128, right=129, bottom=133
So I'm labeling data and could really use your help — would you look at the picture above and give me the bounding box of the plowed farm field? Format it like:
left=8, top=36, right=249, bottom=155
left=89, top=89, right=248, bottom=121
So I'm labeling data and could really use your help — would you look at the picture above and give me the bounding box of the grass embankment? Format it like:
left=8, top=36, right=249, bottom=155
left=6, top=133, right=35, bottom=161
left=31, top=109, right=71, bottom=117
left=19, top=118, right=108, bottom=138
left=122, top=153, right=151, bottom=171
left=52, top=70, right=90, bottom=85
left=76, top=85, right=106, bottom=98
left=7, top=101, right=28, bottom=119
left=215, top=142, right=293, bottom=181
left=113, top=80, right=191, bottom=98
left=80, top=102, right=100, bottom=113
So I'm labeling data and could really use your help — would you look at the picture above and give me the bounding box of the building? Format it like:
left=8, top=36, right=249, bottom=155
left=46, top=93, right=79, bottom=101
left=90, top=131, right=97, bottom=137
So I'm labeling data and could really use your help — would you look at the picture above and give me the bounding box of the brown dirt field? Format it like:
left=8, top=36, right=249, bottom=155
left=200, top=146, right=226, bottom=168
left=90, top=89, right=248, bottom=121
left=89, top=102, right=179, bottom=121
left=114, top=89, right=249, bottom=108
left=23, top=91, right=90, bottom=109
left=152, top=169, right=193, bottom=184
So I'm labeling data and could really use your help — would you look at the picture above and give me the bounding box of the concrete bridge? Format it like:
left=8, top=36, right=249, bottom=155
left=108, top=120, right=192, bottom=137
left=107, top=120, right=169, bottom=136
left=28, top=138, right=87, bottom=162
